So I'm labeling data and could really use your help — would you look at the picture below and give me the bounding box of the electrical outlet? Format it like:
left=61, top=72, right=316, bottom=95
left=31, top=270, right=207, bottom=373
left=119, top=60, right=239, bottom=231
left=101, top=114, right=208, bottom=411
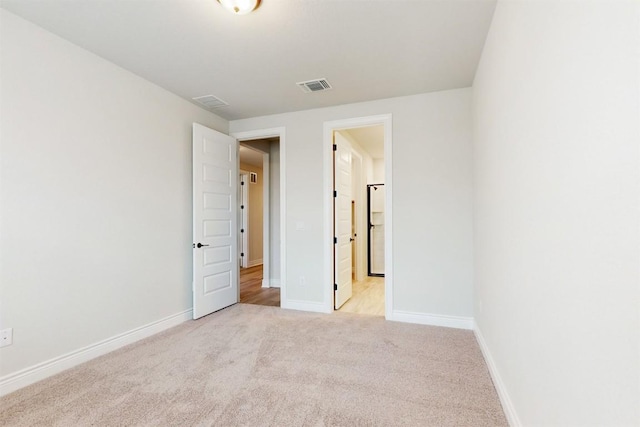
left=0, top=328, right=13, bottom=348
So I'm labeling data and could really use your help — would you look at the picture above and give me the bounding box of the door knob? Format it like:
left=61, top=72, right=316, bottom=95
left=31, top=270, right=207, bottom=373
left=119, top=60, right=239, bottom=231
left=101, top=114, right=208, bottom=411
left=350, top=237, right=354, bottom=242
left=196, top=243, right=209, bottom=248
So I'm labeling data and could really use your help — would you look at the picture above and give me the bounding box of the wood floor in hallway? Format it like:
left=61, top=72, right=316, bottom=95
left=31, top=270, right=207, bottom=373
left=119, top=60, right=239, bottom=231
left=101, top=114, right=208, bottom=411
left=240, top=266, right=381, bottom=313
left=240, top=265, right=280, bottom=307
left=338, top=276, right=385, bottom=316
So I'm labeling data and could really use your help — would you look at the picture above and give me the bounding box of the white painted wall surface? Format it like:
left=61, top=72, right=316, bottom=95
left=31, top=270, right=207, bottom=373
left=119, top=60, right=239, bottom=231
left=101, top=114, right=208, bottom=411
left=0, top=10, right=227, bottom=379
left=230, top=89, right=474, bottom=318
left=372, top=159, right=385, bottom=184
left=340, top=130, right=374, bottom=185
left=472, top=1, right=640, bottom=425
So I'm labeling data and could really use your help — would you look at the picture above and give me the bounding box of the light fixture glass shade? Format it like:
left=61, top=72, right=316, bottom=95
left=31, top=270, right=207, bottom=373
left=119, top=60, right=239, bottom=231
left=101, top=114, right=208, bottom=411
left=217, top=0, right=259, bottom=15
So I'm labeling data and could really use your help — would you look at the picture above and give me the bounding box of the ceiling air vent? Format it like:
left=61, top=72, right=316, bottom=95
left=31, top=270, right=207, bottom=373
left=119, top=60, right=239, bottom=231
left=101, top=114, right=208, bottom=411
left=297, top=78, right=332, bottom=93
left=192, top=94, right=229, bottom=109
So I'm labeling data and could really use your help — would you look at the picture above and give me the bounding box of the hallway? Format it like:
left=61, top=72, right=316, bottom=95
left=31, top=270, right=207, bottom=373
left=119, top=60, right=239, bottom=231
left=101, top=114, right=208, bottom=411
left=239, top=265, right=280, bottom=307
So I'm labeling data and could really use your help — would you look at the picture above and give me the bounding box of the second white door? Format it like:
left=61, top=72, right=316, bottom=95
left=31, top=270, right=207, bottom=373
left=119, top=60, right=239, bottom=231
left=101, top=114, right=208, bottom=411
left=334, top=132, right=353, bottom=309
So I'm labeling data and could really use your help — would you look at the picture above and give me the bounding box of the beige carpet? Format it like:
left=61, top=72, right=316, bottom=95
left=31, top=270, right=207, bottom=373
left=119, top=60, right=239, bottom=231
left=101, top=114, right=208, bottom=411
left=1, top=304, right=507, bottom=426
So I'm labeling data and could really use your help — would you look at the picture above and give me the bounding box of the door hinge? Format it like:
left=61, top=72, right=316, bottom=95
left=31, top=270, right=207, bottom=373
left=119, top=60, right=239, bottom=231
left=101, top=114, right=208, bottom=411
left=333, top=190, right=337, bottom=198
left=241, top=181, right=245, bottom=186
left=241, top=205, right=244, bottom=209
left=334, top=237, right=337, bottom=244
left=241, top=229, right=244, bottom=233
left=240, top=252, right=244, bottom=257
left=334, top=283, right=338, bottom=291
left=333, top=144, right=337, bottom=151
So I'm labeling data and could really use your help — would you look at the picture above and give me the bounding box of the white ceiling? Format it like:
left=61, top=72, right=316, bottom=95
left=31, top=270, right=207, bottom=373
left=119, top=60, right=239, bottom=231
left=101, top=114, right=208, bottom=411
left=0, top=0, right=497, bottom=121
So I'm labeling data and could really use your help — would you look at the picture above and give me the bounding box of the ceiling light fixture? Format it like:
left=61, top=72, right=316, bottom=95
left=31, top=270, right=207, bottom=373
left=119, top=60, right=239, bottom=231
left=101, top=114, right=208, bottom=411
left=217, top=0, right=259, bottom=15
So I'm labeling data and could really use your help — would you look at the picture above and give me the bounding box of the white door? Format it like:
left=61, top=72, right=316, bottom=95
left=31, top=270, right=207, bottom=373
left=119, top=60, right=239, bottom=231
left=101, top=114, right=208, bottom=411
left=334, top=133, right=353, bottom=309
left=193, top=123, right=238, bottom=319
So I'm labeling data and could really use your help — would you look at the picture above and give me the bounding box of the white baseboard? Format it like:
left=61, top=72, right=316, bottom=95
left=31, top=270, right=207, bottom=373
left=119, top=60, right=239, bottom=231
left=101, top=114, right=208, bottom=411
left=474, top=323, right=520, bottom=427
left=389, top=310, right=474, bottom=330
left=0, top=309, right=193, bottom=397
left=248, top=259, right=263, bottom=268
left=262, top=279, right=280, bottom=288
left=281, top=299, right=331, bottom=313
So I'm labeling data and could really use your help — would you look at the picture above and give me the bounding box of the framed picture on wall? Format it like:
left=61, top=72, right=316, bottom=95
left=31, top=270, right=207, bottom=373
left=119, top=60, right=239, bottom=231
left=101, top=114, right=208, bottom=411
left=250, top=172, right=258, bottom=184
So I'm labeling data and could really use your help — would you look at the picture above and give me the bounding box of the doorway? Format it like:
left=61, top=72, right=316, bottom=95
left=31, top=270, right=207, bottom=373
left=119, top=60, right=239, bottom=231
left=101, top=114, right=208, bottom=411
left=323, top=115, right=392, bottom=318
left=237, top=137, right=281, bottom=307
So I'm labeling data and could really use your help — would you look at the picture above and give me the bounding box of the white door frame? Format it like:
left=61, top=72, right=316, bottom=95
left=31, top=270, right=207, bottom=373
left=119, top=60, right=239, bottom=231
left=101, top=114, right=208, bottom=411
left=323, top=115, right=393, bottom=318
left=231, top=128, right=286, bottom=302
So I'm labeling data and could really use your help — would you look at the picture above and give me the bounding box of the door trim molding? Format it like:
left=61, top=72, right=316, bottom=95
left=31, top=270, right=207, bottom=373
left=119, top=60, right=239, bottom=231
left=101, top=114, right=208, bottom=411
left=231, top=127, right=286, bottom=304
left=322, top=114, right=393, bottom=318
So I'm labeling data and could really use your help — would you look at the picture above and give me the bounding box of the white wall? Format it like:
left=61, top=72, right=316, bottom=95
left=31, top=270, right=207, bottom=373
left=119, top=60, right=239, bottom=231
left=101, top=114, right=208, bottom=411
left=340, top=131, right=374, bottom=185
left=0, top=10, right=227, bottom=382
left=472, top=1, right=640, bottom=425
left=372, top=159, right=385, bottom=184
left=230, top=88, right=474, bottom=320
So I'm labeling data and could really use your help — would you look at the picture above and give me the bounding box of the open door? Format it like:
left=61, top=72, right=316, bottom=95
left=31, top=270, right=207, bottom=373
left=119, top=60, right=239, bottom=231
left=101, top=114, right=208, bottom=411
left=193, top=123, right=238, bottom=319
left=333, top=132, right=353, bottom=309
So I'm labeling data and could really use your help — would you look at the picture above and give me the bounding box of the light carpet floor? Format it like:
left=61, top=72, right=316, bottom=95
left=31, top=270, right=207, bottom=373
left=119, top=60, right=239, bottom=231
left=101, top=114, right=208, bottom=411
left=1, top=304, right=507, bottom=426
